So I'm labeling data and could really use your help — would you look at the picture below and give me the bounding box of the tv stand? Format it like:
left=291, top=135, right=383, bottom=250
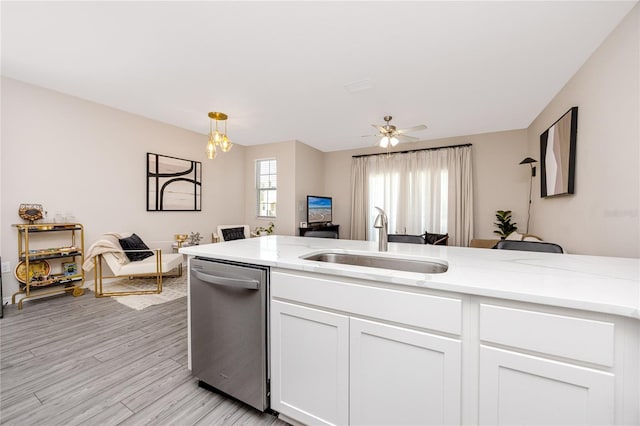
left=299, top=224, right=339, bottom=238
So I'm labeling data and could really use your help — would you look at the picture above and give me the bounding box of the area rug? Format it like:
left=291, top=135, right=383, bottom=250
left=84, top=273, right=186, bottom=310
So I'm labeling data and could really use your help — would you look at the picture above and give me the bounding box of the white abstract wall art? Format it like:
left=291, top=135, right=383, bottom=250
left=147, top=153, right=202, bottom=211
left=540, top=107, right=578, bottom=198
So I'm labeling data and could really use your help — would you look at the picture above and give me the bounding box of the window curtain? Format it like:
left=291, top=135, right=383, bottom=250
left=350, top=145, right=473, bottom=246
left=350, top=158, right=368, bottom=240
left=447, top=147, right=474, bottom=246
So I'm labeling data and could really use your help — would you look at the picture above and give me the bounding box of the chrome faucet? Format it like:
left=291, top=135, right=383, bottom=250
left=373, top=207, right=388, bottom=252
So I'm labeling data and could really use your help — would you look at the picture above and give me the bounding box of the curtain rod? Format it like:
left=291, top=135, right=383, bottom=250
left=352, top=143, right=472, bottom=158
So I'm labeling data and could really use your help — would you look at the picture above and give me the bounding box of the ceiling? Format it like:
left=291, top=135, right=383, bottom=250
left=1, top=1, right=636, bottom=152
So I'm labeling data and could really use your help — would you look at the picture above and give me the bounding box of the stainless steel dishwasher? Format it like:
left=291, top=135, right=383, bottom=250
left=190, top=257, right=270, bottom=412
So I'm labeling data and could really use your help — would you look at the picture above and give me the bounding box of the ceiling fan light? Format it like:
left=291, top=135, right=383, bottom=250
left=369, top=115, right=428, bottom=151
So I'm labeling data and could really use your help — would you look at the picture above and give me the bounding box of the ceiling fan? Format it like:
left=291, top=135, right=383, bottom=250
left=363, top=115, right=428, bottom=148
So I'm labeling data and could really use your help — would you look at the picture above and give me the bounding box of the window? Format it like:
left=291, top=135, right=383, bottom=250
left=365, top=151, right=449, bottom=239
left=367, top=170, right=448, bottom=238
left=256, top=159, right=277, bottom=217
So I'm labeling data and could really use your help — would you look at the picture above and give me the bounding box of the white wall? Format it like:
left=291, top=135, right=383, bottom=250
left=1, top=77, right=246, bottom=298
left=243, top=140, right=325, bottom=237
left=526, top=4, right=639, bottom=258
left=294, top=141, right=325, bottom=234
left=244, top=140, right=297, bottom=236
left=321, top=147, right=352, bottom=238
left=323, top=130, right=528, bottom=242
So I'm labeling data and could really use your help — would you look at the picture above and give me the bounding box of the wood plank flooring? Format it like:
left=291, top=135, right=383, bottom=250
left=0, top=292, right=288, bottom=425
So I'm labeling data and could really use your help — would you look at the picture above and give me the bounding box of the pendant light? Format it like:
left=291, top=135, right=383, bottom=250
left=207, top=112, right=233, bottom=159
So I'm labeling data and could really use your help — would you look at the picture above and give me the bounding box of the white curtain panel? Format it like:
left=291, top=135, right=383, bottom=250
left=350, top=157, right=368, bottom=240
left=350, top=146, right=473, bottom=246
left=446, top=146, right=474, bottom=246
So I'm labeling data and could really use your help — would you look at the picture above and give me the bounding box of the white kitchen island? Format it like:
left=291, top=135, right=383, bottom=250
left=181, top=236, right=640, bottom=426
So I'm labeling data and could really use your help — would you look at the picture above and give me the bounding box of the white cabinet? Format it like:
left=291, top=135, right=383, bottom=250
left=271, top=270, right=463, bottom=426
left=271, top=300, right=349, bottom=426
left=350, top=318, right=461, bottom=426
left=479, top=346, right=614, bottom=425
left=478, top=304, right=617, bottom=426
left=271, top=302, right=462, bottom=426
left=270, top=270, right=637, bottom=426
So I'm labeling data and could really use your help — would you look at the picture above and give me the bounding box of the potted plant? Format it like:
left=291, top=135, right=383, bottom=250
left=494, top=210, right=517, bottom=239
left=255, top=222, right=275, bottom=236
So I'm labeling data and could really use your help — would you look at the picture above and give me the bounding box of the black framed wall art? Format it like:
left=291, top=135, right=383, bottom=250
left=540, top=106, right=578, bottom=198
left=147, top=153, right=202, bottom=211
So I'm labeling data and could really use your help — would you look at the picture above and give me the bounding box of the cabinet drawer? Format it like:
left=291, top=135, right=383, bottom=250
left=272, top=271, right=461, bottom=334
left=479, top=304, right=615, bottom=367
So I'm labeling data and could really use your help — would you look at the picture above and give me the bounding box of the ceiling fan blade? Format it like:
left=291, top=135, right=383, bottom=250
left=361, top=133, right=378, bottom=138
left=397, top=134, right=419, bottom=142
left=396, top=124, right=427, bottom=135
left=372, top=124, right=386, bottom=133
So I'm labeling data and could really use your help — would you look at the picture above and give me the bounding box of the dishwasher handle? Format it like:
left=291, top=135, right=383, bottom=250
left=191, top=268, right=260, bottom=290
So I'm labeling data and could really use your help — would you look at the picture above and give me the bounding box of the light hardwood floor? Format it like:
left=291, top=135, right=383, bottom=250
left=0, top=292, right=288, bottom=425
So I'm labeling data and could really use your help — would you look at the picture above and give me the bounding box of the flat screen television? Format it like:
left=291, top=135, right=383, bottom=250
left=307, top=195, right=332, bottom=225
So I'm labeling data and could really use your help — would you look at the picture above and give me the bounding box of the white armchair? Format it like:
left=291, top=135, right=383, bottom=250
left=86, top=233, right=183, bottom=297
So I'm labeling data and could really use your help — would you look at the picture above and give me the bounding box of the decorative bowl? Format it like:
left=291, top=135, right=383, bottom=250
left=14, top=260, right=51, bottom=284
left=18, top=204, right=43, bottom=223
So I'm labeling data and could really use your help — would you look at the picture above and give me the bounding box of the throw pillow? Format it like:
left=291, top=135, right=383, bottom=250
left=222, top=227, right=246, bottom=241
left=118, top=233, right=154, bottom=262
left=425, top=232, right=449, bottom=245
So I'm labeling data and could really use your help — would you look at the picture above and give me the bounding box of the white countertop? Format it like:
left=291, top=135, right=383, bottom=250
left=180, top=236, right=640, bottom=319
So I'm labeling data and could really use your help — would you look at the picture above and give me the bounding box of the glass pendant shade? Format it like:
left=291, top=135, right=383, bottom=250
left=379, top=136, right=390, bottom=148
left=206, top=136, right=217, bottom=159
left=390, top=137, right=399, bottom=147
left=220, top=135, right=233, bottom=153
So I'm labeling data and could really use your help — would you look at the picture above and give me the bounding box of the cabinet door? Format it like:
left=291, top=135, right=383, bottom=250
left=479, top=346, right=614, bottom=425
left=271, top=300, right=349, bottom=426
left=350, top=318, right=462, bottom=426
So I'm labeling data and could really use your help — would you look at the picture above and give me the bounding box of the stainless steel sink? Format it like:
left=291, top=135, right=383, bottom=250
left=302, top=252, right=448, bottom=274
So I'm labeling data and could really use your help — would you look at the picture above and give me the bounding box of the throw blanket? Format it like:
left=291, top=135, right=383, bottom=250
left=82, top=232, right=128, bottom=271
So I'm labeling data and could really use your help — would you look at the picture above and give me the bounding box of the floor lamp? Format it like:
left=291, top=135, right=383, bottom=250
left=519, top=157, right=537, bottom=233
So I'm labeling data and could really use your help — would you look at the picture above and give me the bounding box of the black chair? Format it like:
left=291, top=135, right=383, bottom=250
left=494, top=240, right=563, bottom=253
left=388, top=234, right=426, bottom=244
left=425, top=232, right=449, bottom=246
left=304, top=230, right=338, bottom=239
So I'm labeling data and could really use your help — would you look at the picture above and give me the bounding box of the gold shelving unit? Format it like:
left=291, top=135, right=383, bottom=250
left=11, top=223, right=85, bottom=309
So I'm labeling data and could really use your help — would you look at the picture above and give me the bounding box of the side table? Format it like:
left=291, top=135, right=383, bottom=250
left=172, top=241, right=197, bottom=276
left=172, top=241, right=196, bottom=253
